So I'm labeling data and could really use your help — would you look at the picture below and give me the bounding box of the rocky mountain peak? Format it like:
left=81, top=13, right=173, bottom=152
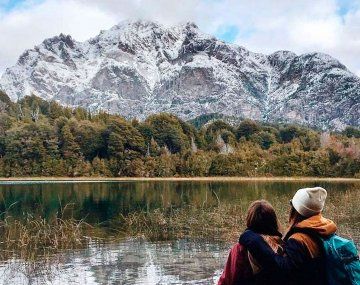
left=269, top=50, right=296, bottom=65
left=0, top=20, right=359, bottom=130
left=179, top=21, right=200, bottom=32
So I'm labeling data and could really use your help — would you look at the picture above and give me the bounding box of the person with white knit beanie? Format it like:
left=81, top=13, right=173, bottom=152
left=240, top=186, right=337, bottom=285
left=291, top=187, right=327, bottom=217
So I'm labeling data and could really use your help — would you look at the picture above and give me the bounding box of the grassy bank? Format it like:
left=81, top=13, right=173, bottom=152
left=0, top=216, right=93, bottom=260
left=116, top=204, right=247, bottom=242
left=115, top=187, right=360, bottom=242
left=0, top=176, right=359, bottom=182
left=0, top=183, right=358, bottom=261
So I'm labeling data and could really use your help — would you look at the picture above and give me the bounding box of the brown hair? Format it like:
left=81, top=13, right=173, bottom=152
left=288, top=204, right=306, bottom=227
left=246, top=200, right=282, bottom=237
left=283, top=205, right=308, bottom=240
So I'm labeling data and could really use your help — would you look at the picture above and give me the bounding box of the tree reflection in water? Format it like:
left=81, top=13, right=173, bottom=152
left=0, top=180, right=358, bottom=284
left=0, top=239, right=228, bottom=285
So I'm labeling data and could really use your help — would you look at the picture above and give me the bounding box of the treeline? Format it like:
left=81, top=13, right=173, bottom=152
left=0, top=92, right=359, bottom=177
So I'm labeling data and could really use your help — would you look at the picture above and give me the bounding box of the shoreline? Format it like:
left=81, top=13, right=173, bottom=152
left=0, top=176, right=359, bottom=183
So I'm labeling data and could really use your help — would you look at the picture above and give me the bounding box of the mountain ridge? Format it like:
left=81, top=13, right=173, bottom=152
left=0, top=19, right=359, bottom=130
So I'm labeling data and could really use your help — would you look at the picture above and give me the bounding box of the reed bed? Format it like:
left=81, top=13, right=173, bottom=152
left=0, top=210, right=96, bottom=261
left=115, top=187, right=360, bottom=243
left=117, top=204, right=247, bottom=242
left=0, top=187, right=358, bottom=261
left=3, top=217, right=86, bottom=247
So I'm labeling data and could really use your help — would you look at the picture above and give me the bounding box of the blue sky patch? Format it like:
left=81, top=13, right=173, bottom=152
left=0, top=0, right=44, bottom=12
left=1, top=0, right=25, bottom=11
left=216, top=25, right=256, bottom=43
left=336, top=0, right=358, bottom=16
left=215, top=25, right=239, bottom=43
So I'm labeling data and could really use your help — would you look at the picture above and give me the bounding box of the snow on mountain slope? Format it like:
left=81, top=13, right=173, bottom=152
left=0, top=20, right=359, bottom=130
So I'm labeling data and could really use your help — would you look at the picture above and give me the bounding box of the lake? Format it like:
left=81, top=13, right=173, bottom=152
left=0, top=180, right=358, bottom=284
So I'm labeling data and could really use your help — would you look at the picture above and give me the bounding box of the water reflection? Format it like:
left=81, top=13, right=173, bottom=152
left=0, top=180, right=358, bottom=284
left=0, top=180, right=356, bottom=223
left=0, top=239, right=228, bottom=285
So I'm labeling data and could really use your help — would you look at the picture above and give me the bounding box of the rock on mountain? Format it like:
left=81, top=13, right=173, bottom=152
left=0, top=20, right=359, bottom=130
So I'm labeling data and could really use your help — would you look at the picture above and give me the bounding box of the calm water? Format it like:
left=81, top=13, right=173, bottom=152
left=0, top=180, right=358, bottom=284
left=0, top=239, right=228, bottom=285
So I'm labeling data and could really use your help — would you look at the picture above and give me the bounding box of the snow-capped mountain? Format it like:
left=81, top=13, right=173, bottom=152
left=0, top=20, right=359, bottom=130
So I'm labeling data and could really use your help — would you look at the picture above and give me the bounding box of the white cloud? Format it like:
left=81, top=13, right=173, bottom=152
left=210, top=0, right=360, bottom=74
left=0, top=0, right=116, bottom=74
left=76, top=0, right=202, bottom=25
left=0, top=0, right=360, bottom=76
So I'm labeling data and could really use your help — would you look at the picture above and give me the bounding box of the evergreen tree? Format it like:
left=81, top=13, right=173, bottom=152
left=0, top=92, right=357, bottom=178
left=59, top=124, right=82, bottom=175
left=236, top=119, right=260, bottom=140
left=92, top=157, right=111, bottom=176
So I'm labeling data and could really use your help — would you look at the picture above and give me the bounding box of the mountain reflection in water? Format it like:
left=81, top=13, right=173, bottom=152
left=0, top=239, right=228, bottom=285
left=0, top=180, right=358, bottom=284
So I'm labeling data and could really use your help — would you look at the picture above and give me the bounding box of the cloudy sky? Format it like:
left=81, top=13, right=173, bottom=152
left=0, top=0, right=360, bottom=76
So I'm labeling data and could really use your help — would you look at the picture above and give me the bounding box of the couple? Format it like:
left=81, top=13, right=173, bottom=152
left=218, top=187, right=338, bottom=285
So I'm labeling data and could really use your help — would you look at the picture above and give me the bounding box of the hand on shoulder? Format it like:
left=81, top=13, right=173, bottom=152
left=239, top=229, right=263, bottom=246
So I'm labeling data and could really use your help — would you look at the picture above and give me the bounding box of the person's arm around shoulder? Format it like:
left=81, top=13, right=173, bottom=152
left=218, top=242, right=252, bottom=285
left=239, top=230, right=310, bottom=276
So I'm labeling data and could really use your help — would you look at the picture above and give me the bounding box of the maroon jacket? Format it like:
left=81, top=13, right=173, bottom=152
left=218, top=243, right=254, bottom=285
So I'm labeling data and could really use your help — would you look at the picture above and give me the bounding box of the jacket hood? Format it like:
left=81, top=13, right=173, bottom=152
left=295, top=214, right=337, bottom=237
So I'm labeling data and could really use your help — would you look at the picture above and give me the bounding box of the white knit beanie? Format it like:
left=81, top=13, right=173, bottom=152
left=292, top=187, right=327, bottom=217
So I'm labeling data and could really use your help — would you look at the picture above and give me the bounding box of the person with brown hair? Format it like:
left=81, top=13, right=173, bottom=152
left=239, top=187, right=337, bottom=285
left=218, top=200, right=284, bottom=285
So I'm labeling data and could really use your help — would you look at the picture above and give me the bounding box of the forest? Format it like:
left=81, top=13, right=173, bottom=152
left=0, top=91, right=359, bottom=178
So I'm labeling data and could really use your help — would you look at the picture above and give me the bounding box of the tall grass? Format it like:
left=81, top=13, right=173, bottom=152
left=115, top=187, right=360, bottom=243
left=117, top=204, right=246, bottom=241
left=0, top=187, right=358, bottom=262
left=0, top=203, right=96, bottom=261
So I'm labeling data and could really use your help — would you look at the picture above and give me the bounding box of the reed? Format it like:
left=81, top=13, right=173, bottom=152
left=0, top=187, right=358, bottom=261
left=116, top=187, right=360, bottom=243
left=117, top=204, right=248, bottom=241
left=0, top=209, right=95, bottom=260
